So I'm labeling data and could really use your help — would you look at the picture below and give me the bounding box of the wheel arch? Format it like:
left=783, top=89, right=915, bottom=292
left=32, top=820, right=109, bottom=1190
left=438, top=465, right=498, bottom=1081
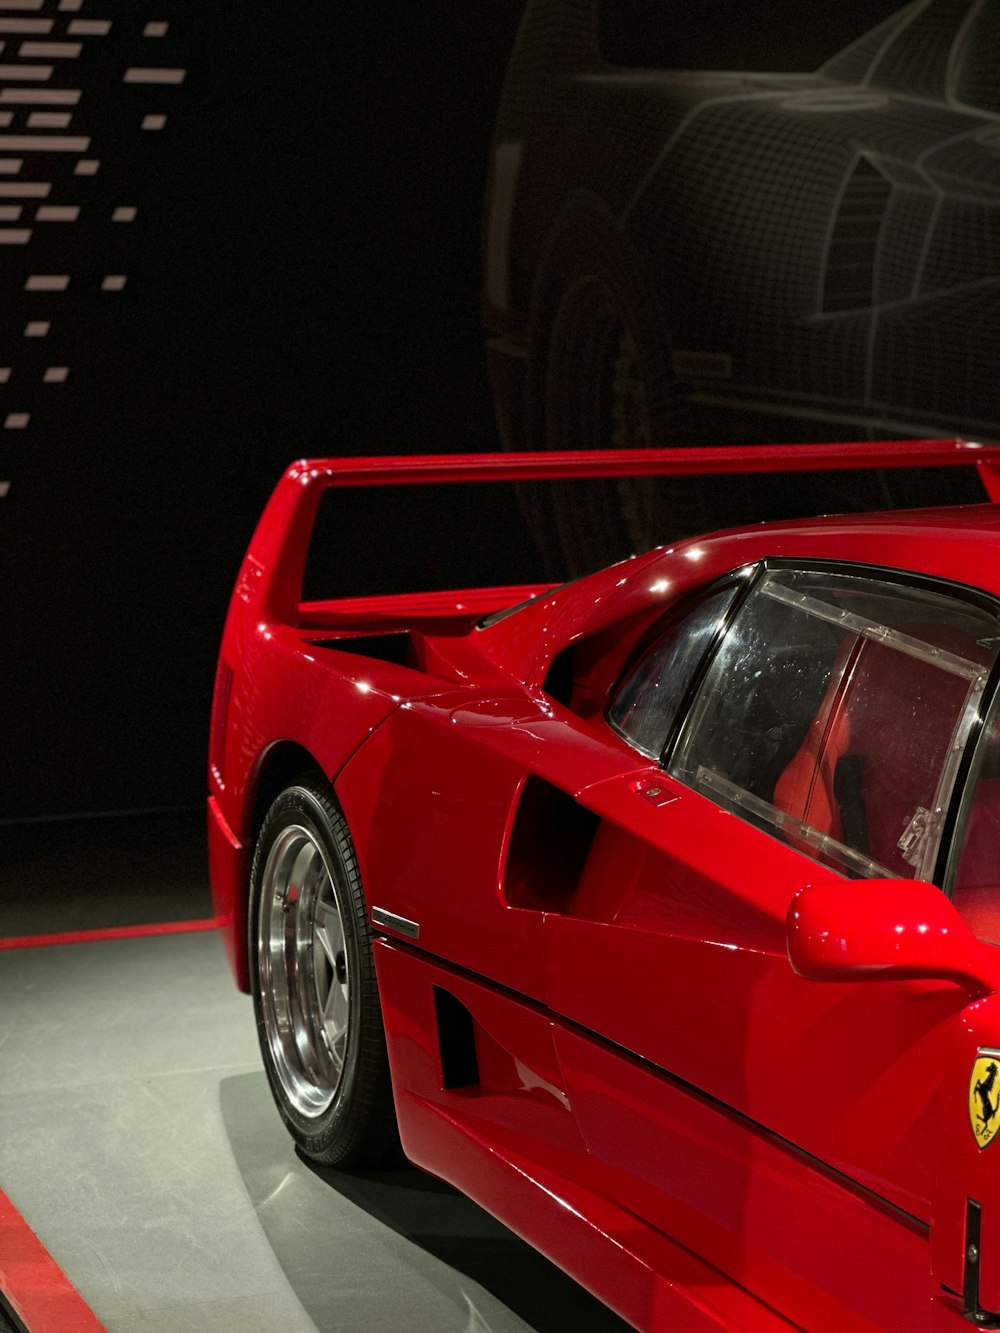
left=219, top=740, right=328, bottom=995
left=250, top=739, right=327, bottom=840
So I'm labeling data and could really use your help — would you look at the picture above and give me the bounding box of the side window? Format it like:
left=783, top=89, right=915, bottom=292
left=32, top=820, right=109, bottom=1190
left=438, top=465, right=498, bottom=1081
left=609, top=585, right=738, bottom=758
left=670, top=568, right=998, bottom=879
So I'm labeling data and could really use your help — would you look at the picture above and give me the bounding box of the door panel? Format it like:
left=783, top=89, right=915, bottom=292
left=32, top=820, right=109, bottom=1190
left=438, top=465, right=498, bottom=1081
left=553, top=1025, right=935, bottom=1333
left=539, top=563, right=1000, bottom=1317
left=543, top=775, right=965, bottom=1223
left=340, top=675, right=997, bottom=1317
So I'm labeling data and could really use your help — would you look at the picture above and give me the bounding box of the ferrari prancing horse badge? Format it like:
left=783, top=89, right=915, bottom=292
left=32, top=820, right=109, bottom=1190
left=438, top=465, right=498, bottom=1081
left=970, top=1051, right=1000, bottom=1149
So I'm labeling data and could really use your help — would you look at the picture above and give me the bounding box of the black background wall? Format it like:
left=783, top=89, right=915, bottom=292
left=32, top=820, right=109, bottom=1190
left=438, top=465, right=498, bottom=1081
left=2, top=3, right=525, bottom=819
left=2, top=1, right=991, bottom=821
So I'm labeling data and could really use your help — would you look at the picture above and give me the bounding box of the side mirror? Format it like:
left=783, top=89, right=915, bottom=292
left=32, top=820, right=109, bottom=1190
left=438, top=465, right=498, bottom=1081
left=787, top=878, right=1000, bottom=997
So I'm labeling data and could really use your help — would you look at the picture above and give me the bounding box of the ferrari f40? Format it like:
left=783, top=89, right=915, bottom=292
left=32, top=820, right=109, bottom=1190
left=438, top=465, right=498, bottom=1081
left=209, top=439, right=1000, bottom=1330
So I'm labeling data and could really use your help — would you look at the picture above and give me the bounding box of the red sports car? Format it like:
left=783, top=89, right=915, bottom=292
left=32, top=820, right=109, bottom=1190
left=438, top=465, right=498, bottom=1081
left=209, top=439, right=1000, bottom=1331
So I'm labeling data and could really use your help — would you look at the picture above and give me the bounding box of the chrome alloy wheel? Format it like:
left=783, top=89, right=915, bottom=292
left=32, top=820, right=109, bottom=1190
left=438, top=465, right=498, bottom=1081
left=257, top=823, right=351, bottom=1118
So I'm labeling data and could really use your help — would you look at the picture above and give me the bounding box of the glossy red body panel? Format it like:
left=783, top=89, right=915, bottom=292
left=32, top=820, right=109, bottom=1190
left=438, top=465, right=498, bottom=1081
left=933, top=993, right=1000, bottom=1310
left=207, top=792, right=249, bottom=986
left=787, top=879, right=1000, bottom=994
left=552, top=1025, right=931, bottom=1332
left=209, top=443, right=1000, bottom=1329
left=374, top=940, right=800, bottom=1332
left=539, top=779, right=964, bottom=1223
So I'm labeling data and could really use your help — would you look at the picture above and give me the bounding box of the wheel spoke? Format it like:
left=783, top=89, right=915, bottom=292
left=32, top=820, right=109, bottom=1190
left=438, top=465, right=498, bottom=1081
left=314, top=897, right=344, bottom=965
left=324, top=976, right=348, bottom=1031
left=286, top=841, right=315, bottom=905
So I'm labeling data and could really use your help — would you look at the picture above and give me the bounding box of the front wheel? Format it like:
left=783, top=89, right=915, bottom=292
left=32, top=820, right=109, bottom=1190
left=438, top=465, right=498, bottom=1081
left=249, top=775, right=401, bottom=1168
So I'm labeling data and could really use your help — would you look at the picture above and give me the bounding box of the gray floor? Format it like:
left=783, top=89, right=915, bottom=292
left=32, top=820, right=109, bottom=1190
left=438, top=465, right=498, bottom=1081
left=0, top=931, right=628, bottom=1332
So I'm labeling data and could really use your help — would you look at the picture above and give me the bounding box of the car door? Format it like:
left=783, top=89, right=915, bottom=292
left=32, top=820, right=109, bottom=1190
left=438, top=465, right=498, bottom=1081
left=539, top=562, right=1000, bottom=1329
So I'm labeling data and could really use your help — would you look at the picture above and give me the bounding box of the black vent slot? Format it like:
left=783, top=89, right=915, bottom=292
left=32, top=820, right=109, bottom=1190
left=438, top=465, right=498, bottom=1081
left=822, top=159, right=892, bottom=314
left=503, top=776, right=599, bottom=910
left=308, top=633, right=413, bottom=666
left=542, top=645, right=574, bottom=706
left=434, top=988, right=480, bottom=1090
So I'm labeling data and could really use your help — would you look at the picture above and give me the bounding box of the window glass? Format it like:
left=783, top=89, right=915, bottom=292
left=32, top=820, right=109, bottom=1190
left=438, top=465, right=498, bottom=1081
left=670, top=568, right=998, bottom=878
left=610, top=585, right=737, bottom=758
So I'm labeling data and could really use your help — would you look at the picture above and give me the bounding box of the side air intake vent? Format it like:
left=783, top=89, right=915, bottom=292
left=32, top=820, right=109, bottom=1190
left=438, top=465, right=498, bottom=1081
left=503, top=776, right=598, bottom=910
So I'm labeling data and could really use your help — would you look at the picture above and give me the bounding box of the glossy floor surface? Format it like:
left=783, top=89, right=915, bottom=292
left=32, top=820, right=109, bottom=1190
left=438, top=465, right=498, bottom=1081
left=0, top=814, right=628, bottom=1333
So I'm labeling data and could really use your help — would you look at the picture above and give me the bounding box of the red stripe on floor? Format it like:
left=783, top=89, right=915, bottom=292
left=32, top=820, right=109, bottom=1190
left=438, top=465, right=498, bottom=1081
left=0, top=917, right=225, bottom=951
left=0, top=1191, right=107, bottom=1332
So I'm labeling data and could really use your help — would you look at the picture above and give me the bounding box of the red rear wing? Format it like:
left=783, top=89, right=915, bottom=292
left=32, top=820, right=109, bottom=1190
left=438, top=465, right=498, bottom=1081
left=243, top=438, right=1000, bottom=629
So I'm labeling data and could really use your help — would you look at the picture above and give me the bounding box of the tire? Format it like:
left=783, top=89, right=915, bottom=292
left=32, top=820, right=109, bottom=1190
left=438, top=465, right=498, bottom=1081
left=249, top=775, right=402, bottom=1168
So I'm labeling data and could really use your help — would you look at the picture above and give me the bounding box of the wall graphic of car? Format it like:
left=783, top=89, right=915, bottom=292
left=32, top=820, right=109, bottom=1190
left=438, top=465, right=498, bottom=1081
left=210, top=438, right=1000, bottom=1331
left=484, top=0, right=1000, bottom=568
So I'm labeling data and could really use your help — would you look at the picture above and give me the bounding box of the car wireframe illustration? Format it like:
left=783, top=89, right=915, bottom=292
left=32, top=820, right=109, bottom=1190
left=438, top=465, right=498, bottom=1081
left=210, top=439, right=1000, bottom=1331
left=483, top=0, right=1000, bottom=565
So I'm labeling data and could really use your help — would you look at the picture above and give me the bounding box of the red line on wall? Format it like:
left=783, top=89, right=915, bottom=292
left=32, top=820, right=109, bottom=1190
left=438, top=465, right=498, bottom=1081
left=0, top=1190, right=107, bottom=1332
left=0, top=917, right=225, bottom=951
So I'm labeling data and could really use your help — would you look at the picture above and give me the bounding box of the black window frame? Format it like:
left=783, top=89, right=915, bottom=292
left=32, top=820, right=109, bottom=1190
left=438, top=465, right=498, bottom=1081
left=606, top=562, right=758, bottom=760
left=940, top=660, right=1000, bottom=899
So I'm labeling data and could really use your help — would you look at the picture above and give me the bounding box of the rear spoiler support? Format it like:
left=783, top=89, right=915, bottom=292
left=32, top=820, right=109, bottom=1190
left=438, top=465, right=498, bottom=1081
left=244, top=438, right=1000, bottom=625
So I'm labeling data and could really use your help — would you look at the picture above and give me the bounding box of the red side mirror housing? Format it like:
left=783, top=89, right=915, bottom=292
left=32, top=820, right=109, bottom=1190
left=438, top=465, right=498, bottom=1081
left=787, top=878, right=1000, bottom=997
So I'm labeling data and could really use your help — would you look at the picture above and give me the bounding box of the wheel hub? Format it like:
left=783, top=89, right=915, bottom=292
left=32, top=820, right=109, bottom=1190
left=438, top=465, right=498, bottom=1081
left=258, top=824, right=351, bottom=1118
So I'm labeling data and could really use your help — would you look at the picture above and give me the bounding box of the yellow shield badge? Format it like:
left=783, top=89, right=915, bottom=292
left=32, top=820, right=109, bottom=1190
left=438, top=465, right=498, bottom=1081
left=970, top=1051, right=1000, bottom=1149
